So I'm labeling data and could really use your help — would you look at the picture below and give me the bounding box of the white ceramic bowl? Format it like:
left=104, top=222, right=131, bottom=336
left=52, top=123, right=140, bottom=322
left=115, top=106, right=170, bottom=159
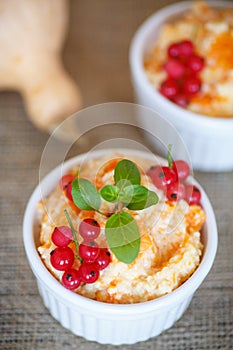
left=129, top=1, right=233, bottom=172
left=23, top=149, right=218, bottom=345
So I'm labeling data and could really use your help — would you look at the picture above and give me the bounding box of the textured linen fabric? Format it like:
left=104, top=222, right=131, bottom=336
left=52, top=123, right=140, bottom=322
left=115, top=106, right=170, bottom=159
left=0, top=1, right=233, bottom=349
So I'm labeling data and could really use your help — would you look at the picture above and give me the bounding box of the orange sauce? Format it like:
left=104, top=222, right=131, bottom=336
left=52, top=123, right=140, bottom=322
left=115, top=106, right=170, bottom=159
left=191, top=92, right=227, bottom=106
left=208, top=32, right=233, bottom=69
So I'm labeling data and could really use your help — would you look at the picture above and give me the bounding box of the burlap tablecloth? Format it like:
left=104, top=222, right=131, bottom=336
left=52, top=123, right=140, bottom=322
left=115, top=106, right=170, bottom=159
left=1, top=1, right=232, bottom=349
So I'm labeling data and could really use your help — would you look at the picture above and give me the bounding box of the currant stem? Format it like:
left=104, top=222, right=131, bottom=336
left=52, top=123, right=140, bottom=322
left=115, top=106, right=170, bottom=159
left=64, top=209, right=80, bottom=255
left=167, top=144, right=173, bottom=168
left=116, top=202, right=124, bottom=212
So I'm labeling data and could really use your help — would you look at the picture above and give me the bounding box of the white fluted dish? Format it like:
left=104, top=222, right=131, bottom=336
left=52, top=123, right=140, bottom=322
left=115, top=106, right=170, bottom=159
left=23, top=149, right=218, bottom=345
left=129, top=1, right=233, bottom=171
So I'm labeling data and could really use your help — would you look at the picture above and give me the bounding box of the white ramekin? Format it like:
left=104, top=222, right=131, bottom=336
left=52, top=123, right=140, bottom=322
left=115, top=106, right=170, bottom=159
left=129, top=1, right=233, bottom=172
left=23, top=149, right=218, bottom=345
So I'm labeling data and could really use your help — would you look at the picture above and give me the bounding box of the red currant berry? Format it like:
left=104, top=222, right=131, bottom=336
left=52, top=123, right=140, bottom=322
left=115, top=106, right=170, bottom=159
left=185, top=184, right=201, bottom=205
left=50, top=246, right=74, bottom=271
left=79, top=219, right=100, bottom=241
left=65, top=182, right=73, bottom=201
left=178, top=40, right=194, bottom=57
left=166, top=183, right=186, bottom=202
left=168, top=42, right=180, bottom=58
left=183, top=76, right=202, bottom=96
left=59, top=174, right=75, bottom=191
left=148, top=166, right=177, bottom=190
left=79, top=241, right=100, bottom=262
left=94, top=248, right=111, bottom=270
left=159, top=78, right=179, bottom=99
left=79, top=263, right=99, bottom=284
left=172, top=93, right=189, bottom=108
left=146, top=166, right=156, bottom=179
left=164, top=59, right=186, bottom=79
left=62, top=269, right=81, bottom=290
left=51, top=226, right=72, bottom=247
left=187, top=55, right=205, bottom=73
left=172, top=160, right=190, bottom=181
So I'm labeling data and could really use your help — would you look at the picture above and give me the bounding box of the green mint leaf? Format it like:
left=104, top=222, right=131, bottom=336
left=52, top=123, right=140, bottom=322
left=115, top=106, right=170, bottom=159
left=100, top=185, right=119, bottom=202
left=114, top=159, right=141, bottom=186
left=105, top=212, right=140, bottom=264
left=125, top=185, right=158, bottom=210
left=72, top=178, right=101, bottom=210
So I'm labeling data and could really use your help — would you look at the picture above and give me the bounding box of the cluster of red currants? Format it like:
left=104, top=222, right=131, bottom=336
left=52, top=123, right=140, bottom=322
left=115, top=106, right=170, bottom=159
left=50, top=218, right=111, bottom=290
left=159, top=39, right=205, bottom=108
left=147, top=159, right=201, bottom=205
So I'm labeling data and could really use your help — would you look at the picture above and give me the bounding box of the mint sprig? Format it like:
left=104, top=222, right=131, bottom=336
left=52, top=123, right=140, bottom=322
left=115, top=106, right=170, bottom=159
left=71, top=159, right=158, bottom=264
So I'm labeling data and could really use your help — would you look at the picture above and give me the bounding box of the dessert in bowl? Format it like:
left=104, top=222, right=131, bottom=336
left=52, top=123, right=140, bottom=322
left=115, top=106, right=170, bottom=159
left=130, top=1, right=233, bottom=171
left=23, top=149, right=217, bottom=345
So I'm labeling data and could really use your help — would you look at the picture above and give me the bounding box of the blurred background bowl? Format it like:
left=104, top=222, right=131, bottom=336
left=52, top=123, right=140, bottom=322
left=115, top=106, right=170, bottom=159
left=129, top=1, right=233, bottom=172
